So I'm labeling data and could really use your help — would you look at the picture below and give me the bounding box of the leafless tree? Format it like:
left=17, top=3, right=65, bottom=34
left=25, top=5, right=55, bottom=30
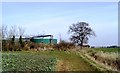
left=1, top=24, right=8, bottom=39
left=68, top=22, right=95, bottom=48
left=0, top=26, right=2, bottom=51
left=18, top=26, right=25, bottom=48
left=18, top=26, right=25, bottom=36
left=8, top=25, right=17, bottom=38
left=0, top=26, right=2, bottom=39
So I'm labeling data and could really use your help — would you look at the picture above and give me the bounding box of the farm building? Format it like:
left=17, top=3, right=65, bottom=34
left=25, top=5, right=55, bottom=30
left=2, top=35, right=57, bottom=44
left=30, top=38, right=57, bottom=44
left=30, top=35, right=57, bottom=44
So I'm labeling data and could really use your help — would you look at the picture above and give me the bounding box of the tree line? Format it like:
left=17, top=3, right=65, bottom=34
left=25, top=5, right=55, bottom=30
left=1, top=22, right=96, bottom=51
left=1, top=24, right=26, bottom=51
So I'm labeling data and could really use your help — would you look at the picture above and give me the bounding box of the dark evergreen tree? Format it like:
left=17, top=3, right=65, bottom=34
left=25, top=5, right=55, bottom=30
left=19, top=35, right=22, bottom=45
left=10, top=35, right=15, bottom=51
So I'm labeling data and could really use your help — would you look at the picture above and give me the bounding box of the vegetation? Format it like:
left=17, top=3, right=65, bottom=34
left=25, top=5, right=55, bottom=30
left=80, top=48, right=120, bottom=71
left=52, top=40, right=75, bottom=51
left=68, top=22, right=95, bottom=48
left=2, top=51, right=57, bottom=72
left=2, top=51, right=101, bottom=72
left=2, top=24, right=26, bottom=51
left=92, top=48, right=118, bottom=53
left=1, top=23, right=119, bottom=72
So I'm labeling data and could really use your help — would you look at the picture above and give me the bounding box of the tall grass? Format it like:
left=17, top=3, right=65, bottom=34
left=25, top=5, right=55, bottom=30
left=80, top=48, right=119, bottom=71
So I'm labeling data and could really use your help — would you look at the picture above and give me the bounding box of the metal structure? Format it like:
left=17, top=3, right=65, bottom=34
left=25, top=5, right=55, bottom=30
left=30, top=35, right=57, bottom=44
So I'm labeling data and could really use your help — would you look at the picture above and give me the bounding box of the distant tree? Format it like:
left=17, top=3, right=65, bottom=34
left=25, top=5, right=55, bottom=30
left=18, top=26, right=25, bottom=37
left=68, top=22, right=95, bottom=49
left=10, top=35, right=15, bottom=51
left=1, top=24, right=8, bottom=39
left=18, top=26, right=25, bottom=48
left=11, top=35, right=15, bottom=45
left=7, top=25, right=17, bottom=51
left=8, top=25, right=17, bottom=38
left=2, top=25, right=26, bottom=51
left=19, top=35, right=25, bottom=49
left=19, top=35, right=22, bottom=45
left=1, top=25, right=7, bottom=51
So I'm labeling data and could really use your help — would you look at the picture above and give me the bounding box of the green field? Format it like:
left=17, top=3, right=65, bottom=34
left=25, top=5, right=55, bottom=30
left=2, top=51, right=99, bottom=72
left=92, top=48, right=118, bottom=53
left=2, top=48, right=119, bottom=72
left=2, top=51, right=57, bottom=71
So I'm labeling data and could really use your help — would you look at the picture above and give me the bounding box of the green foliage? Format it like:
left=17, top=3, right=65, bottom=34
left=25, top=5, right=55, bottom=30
left=2, top=51, right=102, bottom=71
left=2, top=52, right=57, bottom=72
left=93, top=48, right=118, bottom=53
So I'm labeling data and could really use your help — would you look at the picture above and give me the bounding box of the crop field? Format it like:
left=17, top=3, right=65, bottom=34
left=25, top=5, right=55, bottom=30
left=2, top=48, right=120, bottom=72
left=2, top=51, right=57, bottom=72
left=92, top=48, right=119, bottom=53
left=2, top=51, right=100, bottom=72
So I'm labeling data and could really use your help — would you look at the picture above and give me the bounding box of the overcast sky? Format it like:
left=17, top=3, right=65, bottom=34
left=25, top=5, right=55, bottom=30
left=2, top=2, right=118, bottom=46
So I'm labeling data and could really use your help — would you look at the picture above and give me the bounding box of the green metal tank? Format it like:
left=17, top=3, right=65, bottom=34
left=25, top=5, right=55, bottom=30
left=31, top=38, right=57, bottom=44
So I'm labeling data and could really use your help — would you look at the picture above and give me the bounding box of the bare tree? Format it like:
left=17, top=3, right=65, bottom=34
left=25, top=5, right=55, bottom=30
left=18, top=26, right=25, bottom=49
left=2, top=24, right=8, bottom=39
left=8, top=25, right=17, bottom=38
left=18, top=26, right=25, bottom=44
left=0, top=26, right=2, bottom=51
left=0, top=26, right=2, bottom=39
left=68, top=22, right=95, bottom=49
left=18, top=26, right=25, bottom=36
left=2, top=25, right=25, bottom=51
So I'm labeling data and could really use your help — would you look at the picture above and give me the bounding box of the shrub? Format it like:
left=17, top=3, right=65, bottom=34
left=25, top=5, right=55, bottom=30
left=52, top=41, right=75, bottom=51
left=2, top=40, right=8, bottom=51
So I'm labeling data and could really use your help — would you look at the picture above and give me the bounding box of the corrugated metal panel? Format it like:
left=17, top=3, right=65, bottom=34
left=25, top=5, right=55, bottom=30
left=31, top=38, right=57, bottom=44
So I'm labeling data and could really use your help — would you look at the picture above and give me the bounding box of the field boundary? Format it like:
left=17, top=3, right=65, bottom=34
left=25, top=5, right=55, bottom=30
left=79, top=52, right=107, bottom=71
left=77, top=50, right=120, bottom=73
